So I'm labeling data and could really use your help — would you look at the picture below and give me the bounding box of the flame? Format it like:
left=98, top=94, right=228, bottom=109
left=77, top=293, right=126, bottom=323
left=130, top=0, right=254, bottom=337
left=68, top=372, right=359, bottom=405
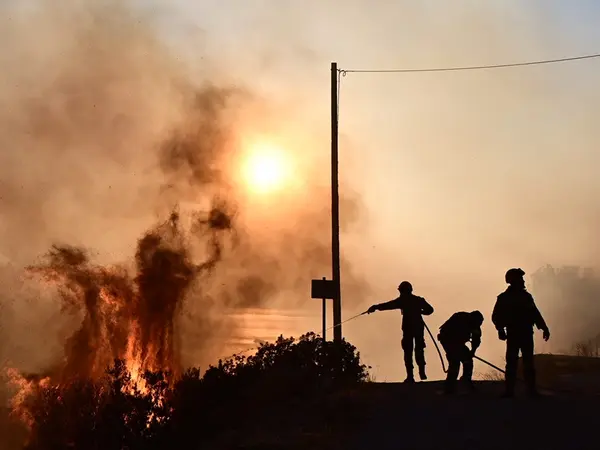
left=123, top=320, right=149, bottom=395
left=5, top=368, right=51, bottom=430
left=5, top=207, right=232, bottom=441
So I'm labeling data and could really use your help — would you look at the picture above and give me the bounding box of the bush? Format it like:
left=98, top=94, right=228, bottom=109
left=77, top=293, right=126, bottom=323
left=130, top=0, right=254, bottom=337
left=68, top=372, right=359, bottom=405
left=18, top=333, right=369, bottom=450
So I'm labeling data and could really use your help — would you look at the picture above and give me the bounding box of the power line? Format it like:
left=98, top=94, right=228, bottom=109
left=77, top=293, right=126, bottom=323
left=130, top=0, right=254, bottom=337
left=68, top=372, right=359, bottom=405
left=340, top=52, right=600, bottom=74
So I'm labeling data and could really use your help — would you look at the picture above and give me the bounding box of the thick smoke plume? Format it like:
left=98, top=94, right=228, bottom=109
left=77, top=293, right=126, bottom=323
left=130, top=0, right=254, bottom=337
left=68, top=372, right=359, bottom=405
left=0, top=0, right=369, bottom=394
left=24, top=205, right=234, bottom=382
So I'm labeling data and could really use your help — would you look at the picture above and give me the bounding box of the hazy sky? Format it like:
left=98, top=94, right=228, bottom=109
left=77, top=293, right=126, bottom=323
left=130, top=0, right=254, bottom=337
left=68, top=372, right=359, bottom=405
left=135, top=0, right=600, bottom=380
left=3, top=0, right=600, bottom=382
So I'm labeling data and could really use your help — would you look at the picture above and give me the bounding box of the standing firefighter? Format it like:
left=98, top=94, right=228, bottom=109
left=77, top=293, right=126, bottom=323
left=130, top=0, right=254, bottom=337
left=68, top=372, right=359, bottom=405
left=492, top=268, right=550, bottom=397
left=367, top=281, right=434, bottom=382
left=437, top=311, right=484, bottom=394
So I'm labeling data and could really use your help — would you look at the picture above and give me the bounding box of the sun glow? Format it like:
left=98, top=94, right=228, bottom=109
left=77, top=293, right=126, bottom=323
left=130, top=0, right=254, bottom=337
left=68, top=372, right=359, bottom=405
left=241, top=142, right=290, bottom=194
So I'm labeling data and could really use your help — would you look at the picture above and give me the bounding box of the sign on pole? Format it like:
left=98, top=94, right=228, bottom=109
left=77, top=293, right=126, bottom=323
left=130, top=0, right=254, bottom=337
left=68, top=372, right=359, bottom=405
left=311, top=277, right=334, bottom=341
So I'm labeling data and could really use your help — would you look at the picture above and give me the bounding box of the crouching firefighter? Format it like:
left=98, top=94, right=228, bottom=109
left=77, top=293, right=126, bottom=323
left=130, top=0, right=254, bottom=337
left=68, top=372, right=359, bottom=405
left=367, top=281, right=434, bottom=383
left=492, top=268, right=550, bottom=398
left=437, top=310, right=484, bottom=394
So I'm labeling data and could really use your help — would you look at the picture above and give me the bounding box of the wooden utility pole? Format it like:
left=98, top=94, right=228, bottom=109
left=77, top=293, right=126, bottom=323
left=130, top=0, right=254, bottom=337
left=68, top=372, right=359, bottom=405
left=331, top=62, right=342, bottom=343
left=322, top=276, right=327, bottom=341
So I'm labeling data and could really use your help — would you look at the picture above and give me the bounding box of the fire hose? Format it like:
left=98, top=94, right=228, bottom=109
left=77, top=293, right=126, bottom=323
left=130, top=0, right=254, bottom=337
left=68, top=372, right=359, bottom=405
left=338, top=314, right=571, bottom=395
left=223, top=310, right=558, bottom=390
left=338, top=311, right=575, bottom=395
left=423, top=320, right=507, bottom=375
left=324, top=312, right=453, bottom=374
left=423, top=320, right=448, bottom=373
left=423, top=319, right=574, bottom=394
left=327, top=312, right=505, bottom=378
left=424, top=318, right=548, bottom=384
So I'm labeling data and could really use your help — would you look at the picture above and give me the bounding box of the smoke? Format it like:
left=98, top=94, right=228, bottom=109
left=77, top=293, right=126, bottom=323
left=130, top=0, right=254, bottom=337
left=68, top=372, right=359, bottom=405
left=3, top=0, right=597, bottom=389
left=531, top=265, right=600, bottom=354
left=261, top=1, right=600, bottom=380
left=0, top=0, right=369, bottom=389
left=22, top=205, right=234, bottom=382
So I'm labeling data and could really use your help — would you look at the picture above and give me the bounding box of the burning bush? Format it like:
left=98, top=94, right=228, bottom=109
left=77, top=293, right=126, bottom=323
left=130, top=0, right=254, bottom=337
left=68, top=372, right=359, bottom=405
left=18, top=205, right=234, bottom=387
left=2, top=199, right=370, bottom=449
left=10, top=333, right=368, bottom=450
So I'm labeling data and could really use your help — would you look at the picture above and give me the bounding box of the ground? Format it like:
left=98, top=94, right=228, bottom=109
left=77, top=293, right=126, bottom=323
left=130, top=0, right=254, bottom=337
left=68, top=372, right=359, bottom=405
left=344, top=380, right=600, bottom=450
left=2, top=354, right=599, bottom=449
left=1, top=381, right=599, bottom=449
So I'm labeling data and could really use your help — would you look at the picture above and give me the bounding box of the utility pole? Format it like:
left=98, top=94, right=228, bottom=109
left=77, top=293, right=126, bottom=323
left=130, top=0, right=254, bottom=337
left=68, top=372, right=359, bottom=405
left=322, top=276, right=327, bottom=341
left=331, top=62, right=342, bottom=343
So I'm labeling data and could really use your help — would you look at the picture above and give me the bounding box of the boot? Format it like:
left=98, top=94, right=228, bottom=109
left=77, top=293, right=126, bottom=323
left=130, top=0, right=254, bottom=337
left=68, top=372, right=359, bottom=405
left=463, top=379, right=477, bottom=392
left=502, top=378, right=516, bottom=398
left=404, top=368, right=415, bottom=383
left=460, top=375, right=475, bottom=390
left=418, top=366, right=427, bottom=381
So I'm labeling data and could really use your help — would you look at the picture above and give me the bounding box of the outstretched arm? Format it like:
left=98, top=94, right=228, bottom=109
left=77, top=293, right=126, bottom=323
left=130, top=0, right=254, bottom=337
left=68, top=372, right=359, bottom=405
left=368, top=297, right=402, bottom=313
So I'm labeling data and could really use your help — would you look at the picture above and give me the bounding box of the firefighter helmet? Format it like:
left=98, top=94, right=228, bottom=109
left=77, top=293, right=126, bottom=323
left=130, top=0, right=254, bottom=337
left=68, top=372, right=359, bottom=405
left=398, top=281, right=413, bottom=294
left=505, top=268, right=525, bottom=285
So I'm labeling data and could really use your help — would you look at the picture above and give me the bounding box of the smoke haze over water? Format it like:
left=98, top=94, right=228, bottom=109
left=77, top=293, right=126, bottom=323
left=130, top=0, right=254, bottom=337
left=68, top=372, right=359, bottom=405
left=1, top=0, right=600, bottom=385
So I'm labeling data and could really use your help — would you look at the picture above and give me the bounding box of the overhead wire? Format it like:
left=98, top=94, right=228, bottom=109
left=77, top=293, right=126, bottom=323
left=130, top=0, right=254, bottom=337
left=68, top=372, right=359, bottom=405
left=339, top=51, right=600, bottom=74
left=329, top=51, right=600, bottom=384
left=215, top=50, right=600, bottom=382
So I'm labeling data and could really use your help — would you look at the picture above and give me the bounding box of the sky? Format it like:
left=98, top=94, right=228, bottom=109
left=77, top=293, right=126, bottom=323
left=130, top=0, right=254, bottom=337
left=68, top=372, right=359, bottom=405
left=2, top=0, right=600, bottom=382
left=142, top=0, right=600, bottom=380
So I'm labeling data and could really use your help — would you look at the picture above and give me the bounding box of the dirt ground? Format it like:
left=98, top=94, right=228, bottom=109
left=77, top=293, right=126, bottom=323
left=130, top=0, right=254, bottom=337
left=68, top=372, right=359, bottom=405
left=344, top=380, right=600, bottom=450
left=2, top=356, right=599, bottom=450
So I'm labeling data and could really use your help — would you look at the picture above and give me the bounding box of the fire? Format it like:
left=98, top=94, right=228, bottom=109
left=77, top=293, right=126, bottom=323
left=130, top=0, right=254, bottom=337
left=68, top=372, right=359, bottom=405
left=6, top=368, right=51, bottom=430
left=5, top=205, right=234, bottom=440
left=123, top=321, right=150, bottom=395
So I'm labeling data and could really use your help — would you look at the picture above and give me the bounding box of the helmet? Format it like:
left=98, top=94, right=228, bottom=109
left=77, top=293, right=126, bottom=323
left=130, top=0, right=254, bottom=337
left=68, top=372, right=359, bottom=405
left=398, top=281, right=413, bottom=294
left=470, top=310, right=484, bottom=325
left=505, top=268, right=525, bottom=285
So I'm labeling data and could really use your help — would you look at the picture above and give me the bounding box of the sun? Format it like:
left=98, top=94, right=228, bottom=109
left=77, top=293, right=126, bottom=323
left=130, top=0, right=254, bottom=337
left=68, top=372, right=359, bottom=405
left=241, top=143, right=289, bottom=193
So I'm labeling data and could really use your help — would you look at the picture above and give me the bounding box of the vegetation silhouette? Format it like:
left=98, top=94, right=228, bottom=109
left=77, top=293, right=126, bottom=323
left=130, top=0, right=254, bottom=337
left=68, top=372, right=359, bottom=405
left=17, top=332, right=369, bottom=450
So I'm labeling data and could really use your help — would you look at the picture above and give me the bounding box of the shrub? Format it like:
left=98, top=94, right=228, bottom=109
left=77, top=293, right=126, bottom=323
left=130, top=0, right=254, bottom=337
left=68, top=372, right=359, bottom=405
left=17, top=333, right=369, bottom=450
